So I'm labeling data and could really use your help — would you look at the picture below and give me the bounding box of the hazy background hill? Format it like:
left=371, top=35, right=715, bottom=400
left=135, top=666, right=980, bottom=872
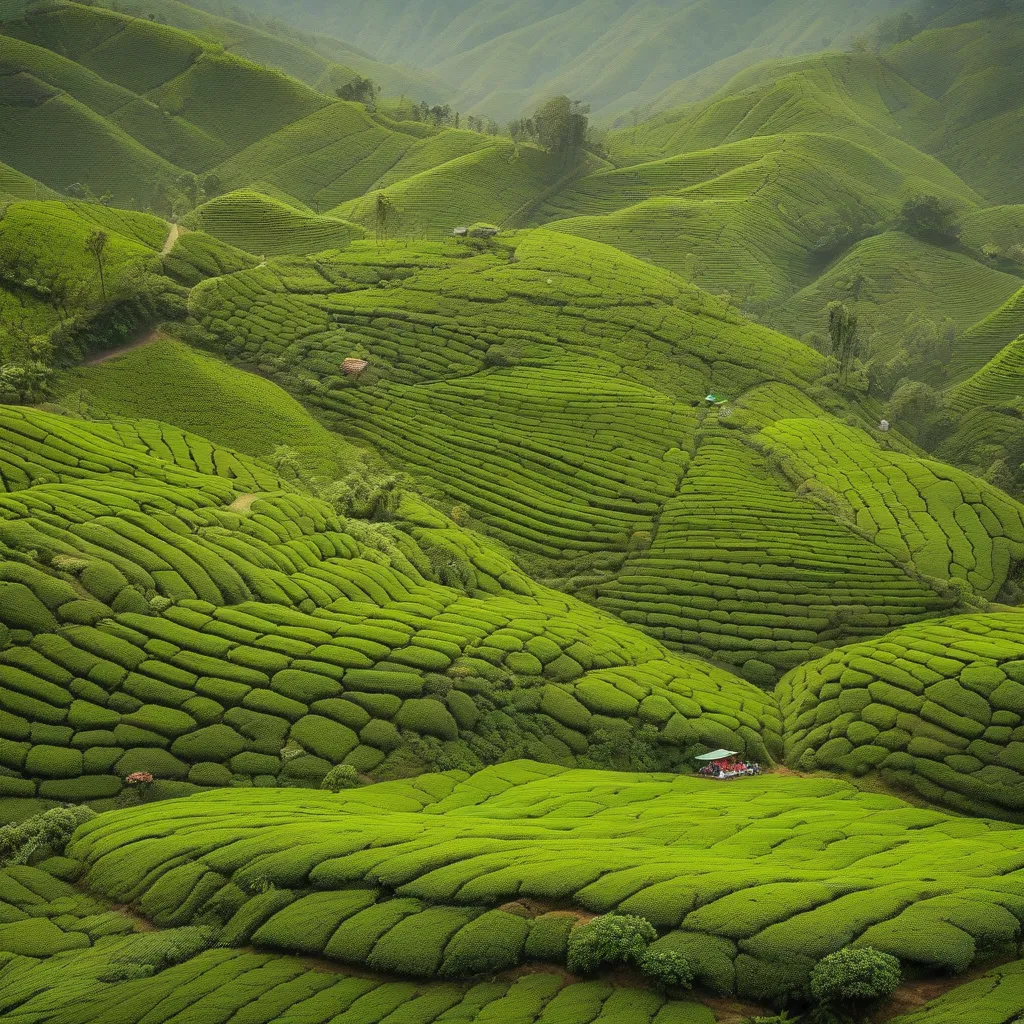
left=195, top=0, right=908, bottom=121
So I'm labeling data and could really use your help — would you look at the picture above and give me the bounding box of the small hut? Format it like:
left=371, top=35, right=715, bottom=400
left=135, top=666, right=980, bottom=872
left=704, top=393, right=727, bottom=405
left=695, top=749, right=760, bottom=779
left=341, top=357, right=369, bottom=376
left=878, top=419, right=890, bottom=432
left=453, top=226, right=468, bottom=237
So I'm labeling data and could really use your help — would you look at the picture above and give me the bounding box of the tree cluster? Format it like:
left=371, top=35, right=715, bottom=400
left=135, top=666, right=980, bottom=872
left=336, top=76, right=379, bottom=105
left=509, top=97, right=591, bottom=165
left=899, top=194, right=962, bottom=242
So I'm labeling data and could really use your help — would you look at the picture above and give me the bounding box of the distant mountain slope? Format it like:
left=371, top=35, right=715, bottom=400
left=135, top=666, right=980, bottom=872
left=533, top=44, right=1022, bottom=360
left=206, top=0, right=905, bottom=122
left=888, top=12, right=1024, bottom=204
left=90, top=0, right=449, bottom=102
left=0, top=1, right=554, bottom=214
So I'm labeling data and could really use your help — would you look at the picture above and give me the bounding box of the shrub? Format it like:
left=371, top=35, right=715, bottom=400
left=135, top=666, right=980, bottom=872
left=809, top=947, right=902, bottom=1007
left=321, top=763, right=358, bottom=793
left=0, top=805, right=96, bottom=866
left=640, top=949, right=696, bottom=990
left=566, top=914, right=656, bottom=974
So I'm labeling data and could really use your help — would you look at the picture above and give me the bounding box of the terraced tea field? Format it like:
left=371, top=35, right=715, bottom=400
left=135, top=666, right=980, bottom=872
left=182, top=230, right=1024, bottom=680
left=57, top=762, right=1024, bottom=1001
left=3, top=3, right=1024, bottom=1019
left=0, top=404, right=783, bottom=807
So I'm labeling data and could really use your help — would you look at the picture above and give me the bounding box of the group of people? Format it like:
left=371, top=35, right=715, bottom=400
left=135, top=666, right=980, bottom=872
left=697, top=757, right=762, bottom=779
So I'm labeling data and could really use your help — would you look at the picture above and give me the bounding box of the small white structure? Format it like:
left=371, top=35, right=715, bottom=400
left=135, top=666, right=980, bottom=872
left=878, top=419, right=890, bottom=432
left=453, top=226, right=468, bottom=237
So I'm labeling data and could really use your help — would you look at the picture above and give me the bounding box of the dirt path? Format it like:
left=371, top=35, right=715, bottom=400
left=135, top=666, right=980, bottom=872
left=228, top=492, right=261, bottom=512
left=161, top=222, right=181, bottom=255
left=83, top=327, right=163, bottom=366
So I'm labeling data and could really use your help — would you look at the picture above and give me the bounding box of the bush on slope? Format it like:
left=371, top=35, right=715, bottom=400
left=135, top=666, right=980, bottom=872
left=0, top=404, right=779, bottom=802
left=67, top=763, right=1024, bottom=999
left=778, top=612, right=1024, bottom=818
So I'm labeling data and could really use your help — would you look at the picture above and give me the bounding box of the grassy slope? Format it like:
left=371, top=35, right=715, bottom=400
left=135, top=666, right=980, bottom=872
left=0, top=160, right=54, bottom=200
left=772, top=231, right=1022, bottom=347
left=58, top=336, right=363, bottom=479
left=187, top=189, right=365, bottom=255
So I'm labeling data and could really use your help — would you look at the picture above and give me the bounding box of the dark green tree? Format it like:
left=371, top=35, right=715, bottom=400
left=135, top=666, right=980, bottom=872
left=533, top=96, right=590, bottom=165
left=336, top=76, right=379, bottom=105
left=374, top=192, right=397, bottom=245
left=85, top=229, right=109, bottom=301
left=826, top=300, right=860, bottom=383
left=899, top=194, right=961, bottom=241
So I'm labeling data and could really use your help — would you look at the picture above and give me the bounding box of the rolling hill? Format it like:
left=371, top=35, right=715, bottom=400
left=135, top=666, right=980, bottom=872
left=0, top=0, right=547, bottom=213
left=205, top=0, right=906, bottom=122
left=4, top=5, right=1024, bottom=1023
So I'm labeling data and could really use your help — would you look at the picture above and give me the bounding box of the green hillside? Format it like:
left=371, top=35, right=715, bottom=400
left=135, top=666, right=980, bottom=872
left=209, top=0, right=903, bottom=122
left=888, top=13, right=1024, bottom=204
left=59, top=763, right=1024, bottom=997
left=772, top=231, right=1022, bottom=352
left=58, top=335, right=363, bottom=478
left=186, top=189, right=365, bottom=255
left=5, top=5, right=1024, bottom=1022
left=779, top=611, right=1024, bottom=818
left=180, top=229, right=1024, bottom=682
left=0, top=1, right=519, bottom=212
left=92, top=0, right=449, bottom=102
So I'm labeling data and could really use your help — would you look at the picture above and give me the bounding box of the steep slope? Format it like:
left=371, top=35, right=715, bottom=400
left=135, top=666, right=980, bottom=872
left=89, top=0, right=449, bottom=102
left=888, top=12, right=1024, bottom=204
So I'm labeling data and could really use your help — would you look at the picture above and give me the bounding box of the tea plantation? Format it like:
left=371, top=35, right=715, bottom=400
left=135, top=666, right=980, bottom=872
left=3, top=0, right=1024, bottom=1018
left=0, top=404, right=784, bottom=807
left=59, top=763, right=1024, bottom=1000
left=184, top=230, right=1024, bottom=680
left=779, top=612, right=1024, bottom=818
